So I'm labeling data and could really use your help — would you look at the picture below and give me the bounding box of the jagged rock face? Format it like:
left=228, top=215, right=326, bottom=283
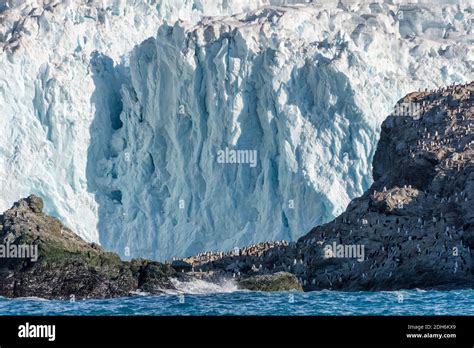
left=296, top=83, right=474, bottom=290
left=0, top=195, right=177, bottom=299
left=188, top=83, right=474, bottom=291
left=1, top=1, right=472, bottom=261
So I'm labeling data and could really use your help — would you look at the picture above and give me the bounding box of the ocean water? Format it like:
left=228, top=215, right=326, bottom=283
left=1, top=289, right=473, bottom=316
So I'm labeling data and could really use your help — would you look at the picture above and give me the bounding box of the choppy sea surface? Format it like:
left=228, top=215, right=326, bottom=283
left=1, top=285, right=473, bottom=316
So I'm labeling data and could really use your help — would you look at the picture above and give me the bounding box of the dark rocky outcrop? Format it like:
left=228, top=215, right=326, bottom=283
left=171, top=260, right=193, bottom=272
left=295, top=83, right=474, bottom=290
left=237, top=272, right=303, bottom=292
left=0, top=195, right=177, bottom=299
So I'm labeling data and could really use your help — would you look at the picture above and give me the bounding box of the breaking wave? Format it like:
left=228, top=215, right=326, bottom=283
left=167, top=278, right=239, bottom=295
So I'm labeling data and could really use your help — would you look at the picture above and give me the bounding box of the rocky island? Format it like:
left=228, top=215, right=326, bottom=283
left=0, top=195, right=178, bottom=299
left=0, top=82, right=472, bottom=299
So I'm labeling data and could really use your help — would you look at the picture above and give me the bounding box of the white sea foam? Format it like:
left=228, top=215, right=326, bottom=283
left=16, top=296, right=51, bottom=301
left=168, top=278, right=239, bottom=295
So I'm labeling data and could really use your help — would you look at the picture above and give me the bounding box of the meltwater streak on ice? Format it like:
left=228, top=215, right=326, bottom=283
left=0, top=1, right=473, bottom=260
left=0, top=290, right=473, bottom=316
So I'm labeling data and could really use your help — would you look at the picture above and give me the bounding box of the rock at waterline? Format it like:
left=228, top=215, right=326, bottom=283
left=171, top=259, right=193, bottom=272
left=238, top=272, right=303, bottom=292
left=0, top=195, right=176, bottom=299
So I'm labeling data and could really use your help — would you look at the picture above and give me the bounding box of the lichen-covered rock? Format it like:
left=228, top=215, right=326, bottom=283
left=369, top=187, right=419, bottom=214
left=238, top=272, right=303, bottom=292
left=0, top=196, right=177, bottom=299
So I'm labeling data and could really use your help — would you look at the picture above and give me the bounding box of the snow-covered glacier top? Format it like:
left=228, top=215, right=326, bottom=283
left=0, top=0, right=472, bottom=260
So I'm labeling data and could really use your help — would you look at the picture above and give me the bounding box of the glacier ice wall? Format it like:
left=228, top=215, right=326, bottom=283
left=0, top=0, right=315, bottom=243
left=93, top=3, right=473, bottom=260
left=0, top=0, right=473, bottom=260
